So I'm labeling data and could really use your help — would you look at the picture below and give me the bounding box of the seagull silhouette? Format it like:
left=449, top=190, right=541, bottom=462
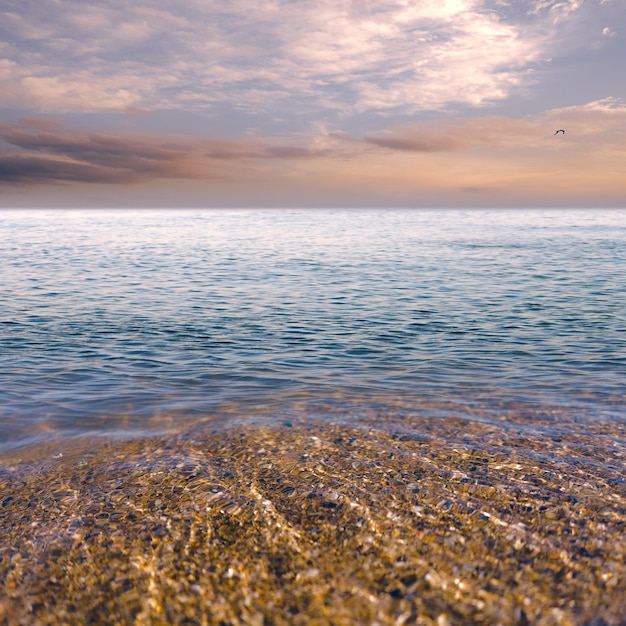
left=554, top=129, right=565, bottom=135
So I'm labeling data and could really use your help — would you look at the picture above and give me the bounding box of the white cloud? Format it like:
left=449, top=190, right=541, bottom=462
left=0, top=0, right=588, bottom=115
left=18, top=76, right=141, bottom=112
left=0, top=59, right=18, bottom=81
left=551, top=96, right=626, bottom=113
left=273, top=1, right=542, bottom=113
left=529, top=0, right=584, bottom=21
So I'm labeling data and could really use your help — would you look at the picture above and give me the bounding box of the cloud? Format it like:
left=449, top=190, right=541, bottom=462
left=1, top=101, right=625, bottom=207
left=529, top=0, right=584, bottom=21
left=4, top=94, right=625, bottom=190
left=0, top=155, right=136, bottom=184
left=0, top=122, right=200, bottom=182
left=551, top=96, right=626, bottom=113
left=357, top=97, right=626, bottom=155
left=0, top=0, right=589, bottom=115
left=0, top=119, right=328, bottom=186
left=363, top=135, right=465, bottom=153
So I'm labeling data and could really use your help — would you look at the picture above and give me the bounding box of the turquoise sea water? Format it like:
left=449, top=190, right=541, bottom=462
left=1, top=208, right=625, bottom=453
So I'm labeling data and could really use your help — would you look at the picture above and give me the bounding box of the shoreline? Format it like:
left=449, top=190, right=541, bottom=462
left=1, top=414, right=625, bottom=625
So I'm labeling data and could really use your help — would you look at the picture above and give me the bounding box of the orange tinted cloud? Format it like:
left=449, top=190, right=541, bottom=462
left=1, top=99, right=625, bottom=207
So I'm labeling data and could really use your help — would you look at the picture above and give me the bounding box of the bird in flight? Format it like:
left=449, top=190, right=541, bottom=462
left=554, top=129, right=565, bottom=135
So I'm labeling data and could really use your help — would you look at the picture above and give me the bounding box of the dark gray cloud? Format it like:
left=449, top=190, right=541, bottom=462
left=1, top=124, right=185, bottom=169
left=0, top=154, right=135, bottom=184
left=363, top=135, right=465, bottom=153
left=204, top=143, right=321, bottom=160
left=264, top=145, right=318, bottom=159
left=0, top=120, right=215, bottom=185
left=0, top=119, right=327, bottom=186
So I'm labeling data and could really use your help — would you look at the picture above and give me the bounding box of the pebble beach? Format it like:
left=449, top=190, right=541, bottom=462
left=2, top=408, right=624, bottom=625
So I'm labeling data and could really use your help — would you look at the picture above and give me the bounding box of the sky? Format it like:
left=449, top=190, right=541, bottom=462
left=0, top=0, right=625, bottom=208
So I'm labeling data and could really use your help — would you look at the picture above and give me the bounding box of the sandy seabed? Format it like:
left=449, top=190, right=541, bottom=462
left=1, top=410, right=625, bottom=625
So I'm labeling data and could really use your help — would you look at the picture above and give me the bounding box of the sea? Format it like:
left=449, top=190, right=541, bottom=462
left=1, top=208, right=625, bottom=457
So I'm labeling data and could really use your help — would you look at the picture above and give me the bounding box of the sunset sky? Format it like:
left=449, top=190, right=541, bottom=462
left=1, top=0, right=625, bottom=208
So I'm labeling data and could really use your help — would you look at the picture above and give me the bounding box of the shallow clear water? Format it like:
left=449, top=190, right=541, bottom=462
left=1, top=208, right=625, bottom=452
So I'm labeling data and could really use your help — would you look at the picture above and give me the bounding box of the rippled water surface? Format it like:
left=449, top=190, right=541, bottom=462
left=1, top=208, right=625, bottom=452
